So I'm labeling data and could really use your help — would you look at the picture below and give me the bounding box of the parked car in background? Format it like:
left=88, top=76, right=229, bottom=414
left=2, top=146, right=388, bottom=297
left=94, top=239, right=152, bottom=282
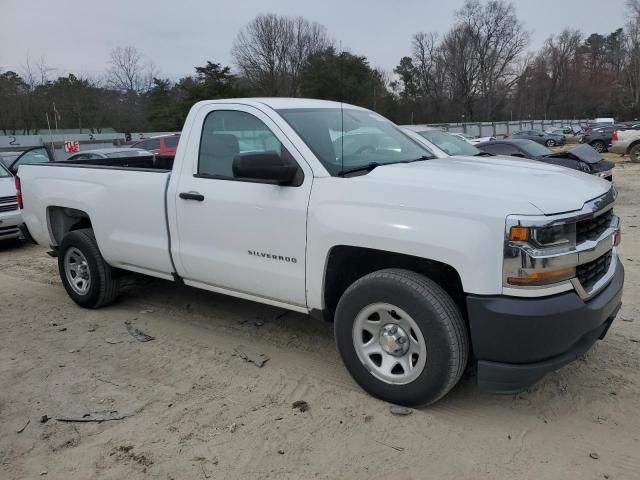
left=544, top=125, right=582, bottom=135
left=578, top=124, right=634, bottom=153
left=131, top=134, right=180, bottom=157
left=510, top=130, right=566, bottom=147
left=3, top=147, right=54, bottom=175
left=0, top=162, right=22, bottom=241
left=0, top=151, right=22, bottom=169
left=610, top=128, right=640, bottom=162
left=402, top=126, right=493, bottom=157
left=476, top=139, right=614, bottom=181
left=67, top=148, right=153, bottom=161
left=450, top=132, right=496, bottom=144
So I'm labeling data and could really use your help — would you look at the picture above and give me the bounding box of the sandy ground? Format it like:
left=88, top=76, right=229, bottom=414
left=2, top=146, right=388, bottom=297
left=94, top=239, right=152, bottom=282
left=1, top=161, right=639, bottom=480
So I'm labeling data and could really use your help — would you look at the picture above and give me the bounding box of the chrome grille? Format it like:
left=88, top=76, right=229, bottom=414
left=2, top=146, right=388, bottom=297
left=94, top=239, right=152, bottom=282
left=0, top=204, right=18, bottom=212
left=576, top=251, right=613, bottom=291
left=576, top=209, right=613, bottom=243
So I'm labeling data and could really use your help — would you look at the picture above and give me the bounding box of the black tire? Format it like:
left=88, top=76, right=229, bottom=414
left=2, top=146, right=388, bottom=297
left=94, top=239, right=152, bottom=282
left=591, top=140, right=606, bottom=153
left=58, top=228, right=120, bottom=308
left=545, top=139, right=555, bottom=147
left=629, top=143, right=640, bottom=163
left=334, top=269, right=468, bottom=406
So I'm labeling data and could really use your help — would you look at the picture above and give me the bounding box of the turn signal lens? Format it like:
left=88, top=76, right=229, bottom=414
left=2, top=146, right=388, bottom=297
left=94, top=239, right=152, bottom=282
left=614, top=230, right=622, bottom=246
left=507, top=267, right=575, bottom=286
left=509, top=226, right=529, bottom=242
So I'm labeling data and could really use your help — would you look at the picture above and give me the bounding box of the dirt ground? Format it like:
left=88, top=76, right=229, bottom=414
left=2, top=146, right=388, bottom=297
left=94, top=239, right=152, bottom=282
left=1, top=159, right=639, bottom=480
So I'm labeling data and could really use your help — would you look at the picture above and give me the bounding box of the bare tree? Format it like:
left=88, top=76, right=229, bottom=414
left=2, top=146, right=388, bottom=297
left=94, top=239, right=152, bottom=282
left=107, top=46, right=157, bottom=94
left=625, top=0, right=640, bottom=114
left=231, top=14, right=330, bottom=96
left=411, top=32, right=448, bottom=119
left=21, top=55, right=55, bottom=89
left=442, top=24, right=480, bottom=120
left=543, top=29, right=582, bottom=117
left=455, top=0, right=529, bottom=119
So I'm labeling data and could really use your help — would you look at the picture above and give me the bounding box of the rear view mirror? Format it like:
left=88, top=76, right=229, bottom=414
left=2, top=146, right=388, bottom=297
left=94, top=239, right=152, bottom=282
left=232, top=151, right=300, bottom=186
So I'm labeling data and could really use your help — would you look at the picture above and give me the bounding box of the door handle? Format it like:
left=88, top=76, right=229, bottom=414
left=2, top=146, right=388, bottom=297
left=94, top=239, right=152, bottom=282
left=179, top=192, right=205, bottom=201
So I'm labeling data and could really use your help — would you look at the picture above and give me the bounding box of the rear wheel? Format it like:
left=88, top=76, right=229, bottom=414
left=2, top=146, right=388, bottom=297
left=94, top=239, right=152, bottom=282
left=58, top=228, right=120, bottom=308
left=334, top=269, right=468, bottom=406
left=591, top=140, right=606, bottom=153
left=629, top=143, right=640, bottom=163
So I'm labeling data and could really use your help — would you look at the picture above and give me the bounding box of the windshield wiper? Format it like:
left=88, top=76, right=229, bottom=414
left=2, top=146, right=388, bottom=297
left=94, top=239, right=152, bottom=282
left=338, top=156, right=431, bottom=177
left=474, top=151, right=494, bottom=157
left=338, top=162, right=382, bottom=176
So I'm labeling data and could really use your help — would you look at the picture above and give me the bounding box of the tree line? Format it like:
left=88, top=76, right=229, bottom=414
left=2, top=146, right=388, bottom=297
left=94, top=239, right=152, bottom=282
left=2, top=0, right=640, bottom=135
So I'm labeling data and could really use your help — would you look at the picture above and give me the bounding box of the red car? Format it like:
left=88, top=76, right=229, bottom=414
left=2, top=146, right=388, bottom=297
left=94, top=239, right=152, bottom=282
left=131, top=134, right=180, bottom=157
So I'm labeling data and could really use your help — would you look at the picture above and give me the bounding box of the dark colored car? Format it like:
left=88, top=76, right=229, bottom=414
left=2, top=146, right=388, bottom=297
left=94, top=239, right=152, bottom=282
left=510, top=130, right=566, bottom=147
left=476, top=139, right=614, bottom=181
left=131, top=134, right=180, bottom=157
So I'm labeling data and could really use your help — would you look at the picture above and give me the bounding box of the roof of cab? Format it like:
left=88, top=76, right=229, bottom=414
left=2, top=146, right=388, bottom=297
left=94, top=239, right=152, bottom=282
left=194, top=97, right=366, bottom=110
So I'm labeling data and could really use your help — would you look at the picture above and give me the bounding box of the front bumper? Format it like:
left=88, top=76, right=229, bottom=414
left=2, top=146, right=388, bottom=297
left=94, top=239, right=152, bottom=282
left=608, top=143, right=627, bottom=155
left=466, top=258, right=624, bottom=394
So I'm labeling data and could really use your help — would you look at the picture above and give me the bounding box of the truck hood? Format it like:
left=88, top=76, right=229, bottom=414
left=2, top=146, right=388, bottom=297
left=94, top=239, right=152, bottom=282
left=367, top=155, right=611, bottom=215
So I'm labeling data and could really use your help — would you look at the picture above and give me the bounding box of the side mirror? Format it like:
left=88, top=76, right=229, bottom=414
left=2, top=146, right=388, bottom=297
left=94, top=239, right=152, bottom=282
left=232, top=151, right=299, bottom=186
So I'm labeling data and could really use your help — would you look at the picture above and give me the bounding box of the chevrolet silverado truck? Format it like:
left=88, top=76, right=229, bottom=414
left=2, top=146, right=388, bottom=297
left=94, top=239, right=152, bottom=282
left=17, top=99, right=624, bottom=406
left=610, top=128, right=640, bottom=162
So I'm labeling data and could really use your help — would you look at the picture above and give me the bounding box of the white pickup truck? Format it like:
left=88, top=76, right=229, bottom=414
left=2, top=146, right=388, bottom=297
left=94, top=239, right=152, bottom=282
left=610, top=128, right=640, bottom=162
left=18, top=98, right=624, bottom=406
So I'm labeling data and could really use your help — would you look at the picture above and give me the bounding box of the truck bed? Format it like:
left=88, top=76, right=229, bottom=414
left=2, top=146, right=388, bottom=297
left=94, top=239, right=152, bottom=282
left=18, top=162, right=175, bottom=280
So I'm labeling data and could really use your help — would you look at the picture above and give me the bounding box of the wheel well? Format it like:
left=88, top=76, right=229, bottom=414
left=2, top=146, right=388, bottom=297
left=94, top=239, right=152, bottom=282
left=48, top=206, right=92, bottom=246
left=322, top=246, right=466, bottom=322
left=628, top=140, right=640, bottom=153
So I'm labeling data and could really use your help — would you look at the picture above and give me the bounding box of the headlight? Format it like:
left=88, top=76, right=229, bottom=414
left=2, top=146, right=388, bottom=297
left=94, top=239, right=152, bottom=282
left=505, top=223, right=577, bottom=287
left=509, top=223, right=576, bottom=250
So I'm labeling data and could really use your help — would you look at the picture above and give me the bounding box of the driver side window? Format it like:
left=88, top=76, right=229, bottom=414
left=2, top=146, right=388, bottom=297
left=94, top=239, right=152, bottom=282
left=198, top=110, right=289, bottom=179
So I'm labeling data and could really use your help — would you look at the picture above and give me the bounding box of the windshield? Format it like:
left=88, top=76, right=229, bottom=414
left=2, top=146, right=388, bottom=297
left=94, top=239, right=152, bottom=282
left=277, top=108, right=432, bottom=175
left=0, top=162, right=11, bottom=178
left=518, top=141, right=552, bottom=157
left=12, top=147, right=51, bottom=170
left=416, top=130, right=481, bottom=156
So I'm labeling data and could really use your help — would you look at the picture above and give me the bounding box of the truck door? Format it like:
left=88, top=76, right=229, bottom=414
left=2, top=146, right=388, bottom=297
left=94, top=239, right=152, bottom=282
left=170, top=104, right=312, bottom=309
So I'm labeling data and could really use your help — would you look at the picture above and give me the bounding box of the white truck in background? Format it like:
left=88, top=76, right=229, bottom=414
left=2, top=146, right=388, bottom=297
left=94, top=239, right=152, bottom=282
left=610, top=128, right=640, bottom=162
left=17, top=98, right=624, bottom=406
left=0, top=162, right=22, bottom=241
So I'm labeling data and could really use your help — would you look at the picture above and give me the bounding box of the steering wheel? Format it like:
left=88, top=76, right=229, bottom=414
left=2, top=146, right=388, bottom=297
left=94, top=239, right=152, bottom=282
left=354, top=145, right=376, bottom=155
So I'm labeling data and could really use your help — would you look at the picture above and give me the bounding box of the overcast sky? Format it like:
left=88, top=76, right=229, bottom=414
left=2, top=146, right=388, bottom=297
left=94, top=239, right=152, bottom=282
left=0, top=0, right=631, bottom=81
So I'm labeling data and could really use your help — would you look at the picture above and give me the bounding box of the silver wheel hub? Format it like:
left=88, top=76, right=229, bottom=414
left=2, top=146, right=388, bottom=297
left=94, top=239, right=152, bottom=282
left=379, top=323, right=410, bottom=356
left=352, top=303, right=427, bottom=385
left=64, top=247, right=91, bottom=295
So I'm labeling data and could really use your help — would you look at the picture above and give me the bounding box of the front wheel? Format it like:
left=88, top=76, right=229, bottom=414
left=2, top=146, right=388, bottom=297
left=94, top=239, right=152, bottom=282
left=58, top=228, right=120, bottom=308
left=334, top=269, right=468, bottom=406
left=545, top=139, right=556, bottom=147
